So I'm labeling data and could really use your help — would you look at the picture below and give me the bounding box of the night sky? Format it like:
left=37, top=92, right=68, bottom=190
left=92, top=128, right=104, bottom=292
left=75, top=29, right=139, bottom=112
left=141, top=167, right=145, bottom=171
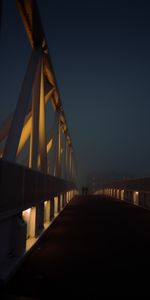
left=1, top=0, right=150, bottom=184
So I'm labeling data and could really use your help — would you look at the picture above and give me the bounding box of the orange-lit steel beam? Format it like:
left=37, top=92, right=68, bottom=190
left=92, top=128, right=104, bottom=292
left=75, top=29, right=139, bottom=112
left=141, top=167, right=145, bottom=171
left=38, top=57, right=47, bottom=173
left=16, top=0, right=44, bottom=49
left=37, top=138, right=52, bottom=169
left=0, top=2, right=73, bottom=160
left=16, top=0, right=73, bottom=150
left=17, top=114, right=31, bottom=156
left=23, top=137, right=53, bottom=169
left=16, top=1, right=55, bottom=86
left=17, top=87, right=55, bottom=157
left=0, top=86, right=55, bottom=158
left=47, top=138, right=52, bottom=154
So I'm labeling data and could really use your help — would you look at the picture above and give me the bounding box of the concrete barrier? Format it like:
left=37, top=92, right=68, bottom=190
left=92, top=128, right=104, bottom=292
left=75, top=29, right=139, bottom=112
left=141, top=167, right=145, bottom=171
left=0, top=159, right=77, bottom=280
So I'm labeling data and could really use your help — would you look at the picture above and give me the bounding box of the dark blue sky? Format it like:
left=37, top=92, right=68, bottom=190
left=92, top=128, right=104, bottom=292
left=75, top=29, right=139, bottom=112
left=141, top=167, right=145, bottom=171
left=1, top=0, right=150, bottom=183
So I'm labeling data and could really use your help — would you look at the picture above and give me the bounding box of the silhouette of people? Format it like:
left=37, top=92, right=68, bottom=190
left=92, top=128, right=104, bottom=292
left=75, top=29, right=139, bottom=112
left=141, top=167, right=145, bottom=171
left=85, top=186, right=88, bottom=196
left=82, top=185, right=88, bottom=196
left=82, top=185, right=85, bottom=196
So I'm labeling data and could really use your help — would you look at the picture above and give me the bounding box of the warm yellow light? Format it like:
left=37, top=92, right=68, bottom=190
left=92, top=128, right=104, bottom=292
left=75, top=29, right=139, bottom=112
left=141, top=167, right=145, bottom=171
left=47, top=139, right=52, bottom=153
left=37, top=139, right=52, bottom=167
left=17, top=118, right=31, bottom=156
left=54, top=197, right=58, bottom=215
left=120, top=190, right=124, bottom=201
left=22, top=208, right=31, bottom=218
left=17, top=86, right=54, bottom=158
left=134, top=191, right=139, bottom=206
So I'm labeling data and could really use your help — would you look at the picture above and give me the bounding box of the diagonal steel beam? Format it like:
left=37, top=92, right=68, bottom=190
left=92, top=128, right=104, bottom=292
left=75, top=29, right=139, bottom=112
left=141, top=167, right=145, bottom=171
left=16, top=0, right=73, bottom=149
left=16, top=0, right=44, bottom=48
left=0, top=87, right=55, bottom=146
left=3, top=49, right=41, bottom=161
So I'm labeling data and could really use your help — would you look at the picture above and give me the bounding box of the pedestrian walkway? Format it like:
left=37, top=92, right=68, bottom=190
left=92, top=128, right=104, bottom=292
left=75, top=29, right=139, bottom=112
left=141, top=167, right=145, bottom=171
left=1, top=195, right=150, bottom=298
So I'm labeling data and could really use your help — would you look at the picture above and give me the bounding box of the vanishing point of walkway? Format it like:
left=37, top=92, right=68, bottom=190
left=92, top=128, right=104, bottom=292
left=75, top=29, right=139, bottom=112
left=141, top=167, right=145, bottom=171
left=2, top=195, right=150, bottom=298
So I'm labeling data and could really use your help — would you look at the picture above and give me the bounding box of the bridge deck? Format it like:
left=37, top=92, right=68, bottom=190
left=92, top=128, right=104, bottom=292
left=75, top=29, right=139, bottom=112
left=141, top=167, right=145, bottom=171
left=2, top=195, right=150, bottom=298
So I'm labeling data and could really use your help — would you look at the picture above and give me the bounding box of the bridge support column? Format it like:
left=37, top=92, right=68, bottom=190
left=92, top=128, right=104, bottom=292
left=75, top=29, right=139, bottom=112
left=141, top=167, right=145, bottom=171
left=133, top=191, right=139, bottom=206
left=54, top=196, right=58, bottom=216
left=121, top=190, right=124, bottom=201
left=67, top=192, right=69, bottom=203
left=35, top=56, right=47, bottom=237
left=60, top=194, right=63, bottom=210
left=22, top=207, right=35, bottom=239
left=44, top=200, right=50, bottom=223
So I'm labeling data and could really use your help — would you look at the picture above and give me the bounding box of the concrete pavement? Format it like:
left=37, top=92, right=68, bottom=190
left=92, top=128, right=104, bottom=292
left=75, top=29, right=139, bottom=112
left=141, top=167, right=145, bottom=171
left=1, top=195, right=150, bottom=298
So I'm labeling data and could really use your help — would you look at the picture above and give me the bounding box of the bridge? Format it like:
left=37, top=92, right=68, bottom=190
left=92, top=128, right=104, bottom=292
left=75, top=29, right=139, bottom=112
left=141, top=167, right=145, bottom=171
left=0, top=0, right=150, bottom=298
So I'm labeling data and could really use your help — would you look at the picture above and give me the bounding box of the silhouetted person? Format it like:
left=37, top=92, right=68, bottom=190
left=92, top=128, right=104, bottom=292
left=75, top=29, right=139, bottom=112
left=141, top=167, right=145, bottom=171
left=82, top=186, right=85, bottom=196
left=85, top=186, right=88, bottom=196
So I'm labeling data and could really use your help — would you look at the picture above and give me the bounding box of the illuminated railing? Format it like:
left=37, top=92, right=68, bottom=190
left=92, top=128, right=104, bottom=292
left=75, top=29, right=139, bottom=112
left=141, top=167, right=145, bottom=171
left=95, top=177, right=150, bottom=209
left=0, top=159, right=78, bottom=279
